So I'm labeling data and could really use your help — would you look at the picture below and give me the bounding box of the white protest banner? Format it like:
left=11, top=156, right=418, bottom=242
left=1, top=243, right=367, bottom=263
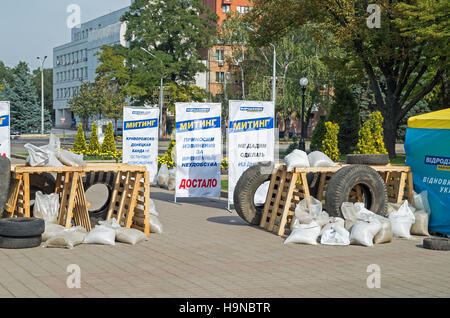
left=123, top=107, right=159, bottom=183
left=175, top=103, right=222, bottom=198
left=228, top=101, right=275, bottom=206
left=0, top=101, right=10, bottom=158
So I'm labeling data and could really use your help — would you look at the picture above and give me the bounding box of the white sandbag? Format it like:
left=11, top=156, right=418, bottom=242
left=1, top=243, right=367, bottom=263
left=308, top=151, right=337, bottom=167
left=57, top=150, right=86, bottom=167
left=33, top=191, right=60, bottom=224
left=98, top=218, right=121, bottom=230
left=84, top=225, right=116, bottom=245
left=320, top=222, right=350, bottom=246
left=354, top=203, right=378, bottom=221
left=44, top=226, right=87, bottom=249
left=168, top=169, right=176, bottom=191
left=40, top=134, right=64, bottom=167
left=284, top=221, right=321, bottom=245
left=295, top=196, right=322, bottom=219
left=350, top=220, right=382, bottom=247
left=157, top=164, right=169, bottom=188
left=115, top=228, right=148, bottom=245
left=149, top=199, right=159, bottom=216
left=410, top=210, right=430, bottom=236
left=24, top=143, right=49, bottom=167
left=341, top=202, right=358, bottom=230
left=373, top=215, right=393, bottom=244
left=387, top=202, right=416, bottom=215
left=328, top=217, right=345, bottom=229
left=42, top=223, right=65, bottom=242
left=388, top=200, right=415, bottom=238
left=150, top=215, right=163, bottom=234
left=284, top=149, right=310, bottom=172
left=413, top=191, right=431, bottom=215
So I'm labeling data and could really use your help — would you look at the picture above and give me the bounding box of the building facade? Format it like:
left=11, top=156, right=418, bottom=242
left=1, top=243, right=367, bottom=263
left=52, top=7, right=128, bottom=128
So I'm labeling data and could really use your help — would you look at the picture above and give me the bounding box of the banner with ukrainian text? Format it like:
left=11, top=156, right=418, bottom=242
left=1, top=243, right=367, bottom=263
left=0, top=101, right=10, bottom=158
left=123, top=107, right=159, bottom=183
left=175, top=103, right=222, bottom=198
left=228, top=101, right=275, bottom=205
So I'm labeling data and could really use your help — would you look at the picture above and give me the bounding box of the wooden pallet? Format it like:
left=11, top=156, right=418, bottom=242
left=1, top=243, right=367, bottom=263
left=107, top=171, right=151, bottom=235
left=4, top=173, right=30, bottom=218
left=261, top=163, right=414, bottom=237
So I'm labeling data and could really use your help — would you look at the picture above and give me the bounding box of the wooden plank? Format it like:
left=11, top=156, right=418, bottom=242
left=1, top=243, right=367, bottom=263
left=316, top=173, right=328, bottom=201
left=58, top=172, right=71, bottom=225
left=396, top=172, right=408, bottom=203
left=260, top=167, right=279, bottom=228
left=107, top=171, right=123, bottom=220
left=22, top=173, right=30, bottom=218
left=267, top=168, right=287, bottom=232
left=116, top=172, right=132, bottom=222
left=125, top=172, right=141, bottom=228
left=64, top=172, right=79, bottom=228
left=277, top=172, right=301, bottom=237
left=406, top=171, right=414, bottom=204
left=5, top=174, right=22, bottom=217
left=142, top=171, right=151, bottom=235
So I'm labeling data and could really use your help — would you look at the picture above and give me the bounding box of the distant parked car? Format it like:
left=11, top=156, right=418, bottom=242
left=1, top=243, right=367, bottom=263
left=10, top=131, right=21, bottom=140
left=116, top=128, right=123, bottom=137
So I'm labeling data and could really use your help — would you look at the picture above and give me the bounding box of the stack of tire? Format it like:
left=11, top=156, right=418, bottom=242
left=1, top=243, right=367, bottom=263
left=0, top=218, right=44, bottom=249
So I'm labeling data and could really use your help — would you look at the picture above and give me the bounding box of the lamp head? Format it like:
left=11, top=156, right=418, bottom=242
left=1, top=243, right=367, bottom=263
left=299, top=77, right=308, bottom=87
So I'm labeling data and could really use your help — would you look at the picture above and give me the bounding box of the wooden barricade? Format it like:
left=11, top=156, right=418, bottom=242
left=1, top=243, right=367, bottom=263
left=260, top=163, right=414, bottom=237
left=7, top=164, right=151, bottom=235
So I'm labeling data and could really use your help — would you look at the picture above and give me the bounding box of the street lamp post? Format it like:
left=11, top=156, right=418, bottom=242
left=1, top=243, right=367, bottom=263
left=298, top=77, right=308, bottom=151
left=37, top=56, right=48, bottom=135
left=141, top=47, right=164, bottom=139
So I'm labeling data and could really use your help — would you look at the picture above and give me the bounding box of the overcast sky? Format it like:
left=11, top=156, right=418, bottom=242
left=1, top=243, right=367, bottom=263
left=0, top=0, right=131, bottom=70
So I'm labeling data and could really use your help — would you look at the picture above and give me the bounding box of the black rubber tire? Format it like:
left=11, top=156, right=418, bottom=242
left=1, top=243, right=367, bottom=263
left=423, top=237, right=450, bottom=251
left=82, top=171, right=117, bottom=219
left=0, top=235, right=42, bottom=249
left=325, top=165, right=388, bottom=217
left=234, top=162, right=274, bottom=225
left=29, top=172, right=56, bottom=197
left=346, top=154, right=389, bottom=165
left=0, top=156, right=11, bottom=212
left=0, top=217, right=45, bottom=237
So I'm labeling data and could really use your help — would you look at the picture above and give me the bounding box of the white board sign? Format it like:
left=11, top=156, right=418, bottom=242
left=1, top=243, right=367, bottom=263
left=175, top=103, right=222, bottom=198
left=0, top=101, right=10, bottom=158
left=228, top=101, right=275, bottom=205
left=122, top=107, right=160, bottom=183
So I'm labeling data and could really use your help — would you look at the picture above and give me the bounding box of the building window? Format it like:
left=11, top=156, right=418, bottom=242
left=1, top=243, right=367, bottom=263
left=222, top=4, right=230, bottom=13
left=216, top=72, right=225, bottom=83
left=237, top=6, right=249, bottom=14
left=216, top=49, right=224, bottom=61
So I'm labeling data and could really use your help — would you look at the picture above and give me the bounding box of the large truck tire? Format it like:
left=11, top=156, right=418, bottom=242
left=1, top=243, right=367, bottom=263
left=423, top=237, right=450, bottom=251
left=82, top=171, right=117, bottom=220
left=346, top=154, right=389, bottom=165
left=0, top=217, right=45, bottom=237
left=0, top=235, right=42, bottom=249
left=233, top=162, right=274, bottom=225
left=325, top=165, right=388, bottom=217
left=0, top=156, right=11, bottom=212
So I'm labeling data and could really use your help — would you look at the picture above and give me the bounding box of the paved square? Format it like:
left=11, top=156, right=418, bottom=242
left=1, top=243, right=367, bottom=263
left=0, top=187, right=448, bottom=298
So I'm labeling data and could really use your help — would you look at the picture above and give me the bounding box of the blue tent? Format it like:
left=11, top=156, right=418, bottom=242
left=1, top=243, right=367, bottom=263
left=405, top=108, right=450, bottom=235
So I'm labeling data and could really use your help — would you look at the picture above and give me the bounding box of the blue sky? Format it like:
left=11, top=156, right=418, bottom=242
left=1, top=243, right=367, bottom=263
left=0, top=0, right=131, bottom=70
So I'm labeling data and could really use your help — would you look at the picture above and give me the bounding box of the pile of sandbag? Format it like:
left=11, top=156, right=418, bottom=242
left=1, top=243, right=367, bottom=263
left=157, top=164, right=176, bottom=191
left=25, top=133, right=85, bottom=167
left=42, top=219, right=149, bottom=249
left=284, top=150, right=336, bottom=172
left=285, top=191, right=431, bottom=247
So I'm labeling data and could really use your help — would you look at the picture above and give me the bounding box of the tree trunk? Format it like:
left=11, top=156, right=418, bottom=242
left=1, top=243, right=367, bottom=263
left=383, top=116, right=397, bottom=159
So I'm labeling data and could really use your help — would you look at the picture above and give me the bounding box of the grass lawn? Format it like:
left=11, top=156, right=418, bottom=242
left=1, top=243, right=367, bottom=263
left=221, top=179, right=228, bottom=191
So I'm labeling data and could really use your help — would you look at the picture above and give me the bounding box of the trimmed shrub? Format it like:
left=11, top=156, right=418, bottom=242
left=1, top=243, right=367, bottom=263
left=355, top=111, right=388, bottom=155
left=73, top=123, right=87, bottom=154
left=88, top=122, right=101, bottom=155
left=101, top=122, right=117, bottom=154
left=322, top=122, right=340, bottom=162
left=310, top=118, right=326, bottom=152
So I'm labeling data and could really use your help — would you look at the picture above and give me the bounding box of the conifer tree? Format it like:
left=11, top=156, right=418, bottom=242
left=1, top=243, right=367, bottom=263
left=73, top=123, right=87, bottom=154
left=101, top=122, right=117, bottom=154
left=88, top=122, right=101, bottom=154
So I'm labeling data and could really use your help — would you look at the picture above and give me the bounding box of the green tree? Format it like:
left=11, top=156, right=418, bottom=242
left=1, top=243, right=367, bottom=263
left=327, top=81, right=360, bottom=154
left=73, top=123, right=87, bottom=154
left=88, top=122, right=101, bottom=154
left=322, top=122, right=340, bottom=162
left=247, top=0, right=448, bottom=158
left=101, top=122, right=117, bottom=154
left=32, top=68, right=53, bottom=116
left=67, top=82, right=100, bottom=131
left=1, top=61, right=51, bottom=131
left=310, top=117, right=326, bottom=152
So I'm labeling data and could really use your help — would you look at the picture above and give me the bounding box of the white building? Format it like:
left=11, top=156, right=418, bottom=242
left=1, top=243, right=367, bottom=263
left=53, top=7, right=128, bottom=128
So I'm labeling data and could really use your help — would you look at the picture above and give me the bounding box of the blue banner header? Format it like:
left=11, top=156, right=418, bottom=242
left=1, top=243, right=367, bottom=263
left=0, top=115, right=9, bottom=128
left=124, top=118, right=158, bottom=131
left=229, top=117, right=274, bottom=133
left=176, top=116, right=221, bottom=133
